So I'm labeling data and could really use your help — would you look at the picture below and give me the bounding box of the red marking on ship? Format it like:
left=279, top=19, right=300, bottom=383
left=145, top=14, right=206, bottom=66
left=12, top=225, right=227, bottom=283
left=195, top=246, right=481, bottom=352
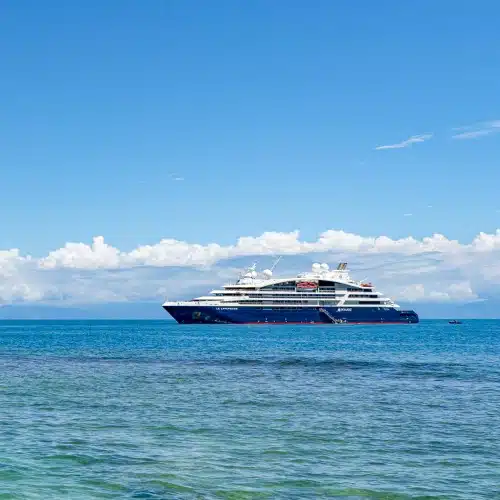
left=296, top=281, right=318, bottom=290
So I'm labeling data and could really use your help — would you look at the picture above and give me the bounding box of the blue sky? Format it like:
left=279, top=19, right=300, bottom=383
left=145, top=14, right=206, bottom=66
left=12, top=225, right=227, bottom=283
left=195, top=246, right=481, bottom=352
left=1, top=0, right=500, bottom=314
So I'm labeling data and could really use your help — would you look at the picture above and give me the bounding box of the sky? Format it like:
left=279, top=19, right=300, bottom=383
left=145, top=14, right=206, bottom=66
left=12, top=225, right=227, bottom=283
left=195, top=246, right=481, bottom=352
left=1, top=0, right=500, bottom=316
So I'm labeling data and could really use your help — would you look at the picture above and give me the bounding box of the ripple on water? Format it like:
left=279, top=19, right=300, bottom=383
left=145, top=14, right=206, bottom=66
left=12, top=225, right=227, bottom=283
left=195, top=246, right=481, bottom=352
left=0, top=321, right=499, bottom=499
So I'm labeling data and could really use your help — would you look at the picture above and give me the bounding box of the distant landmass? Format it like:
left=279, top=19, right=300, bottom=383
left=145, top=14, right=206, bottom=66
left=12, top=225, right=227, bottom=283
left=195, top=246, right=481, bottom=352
left=0, top=300, right=498, bottom=320
left=0, top=302, right=169, bottom=320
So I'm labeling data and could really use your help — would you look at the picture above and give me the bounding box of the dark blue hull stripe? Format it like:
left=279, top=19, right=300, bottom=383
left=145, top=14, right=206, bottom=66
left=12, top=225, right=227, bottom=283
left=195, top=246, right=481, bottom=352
left=163, top=306, right=419, bottom=324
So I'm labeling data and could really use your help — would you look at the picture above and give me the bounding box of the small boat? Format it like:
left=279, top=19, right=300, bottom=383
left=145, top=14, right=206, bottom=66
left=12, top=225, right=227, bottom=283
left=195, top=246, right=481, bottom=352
left=449, top=320, right=462, bottom=324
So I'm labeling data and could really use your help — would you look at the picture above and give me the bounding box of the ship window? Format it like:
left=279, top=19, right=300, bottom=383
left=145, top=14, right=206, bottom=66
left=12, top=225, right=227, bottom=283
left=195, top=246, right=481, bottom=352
left=260, top=281, right=297, bottom=291
left=318, top=280, right=335, bottom=286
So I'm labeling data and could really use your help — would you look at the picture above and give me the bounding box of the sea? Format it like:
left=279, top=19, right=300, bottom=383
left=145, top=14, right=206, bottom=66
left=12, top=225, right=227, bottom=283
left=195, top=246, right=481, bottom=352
left=0, top=320, right=499, bottom=499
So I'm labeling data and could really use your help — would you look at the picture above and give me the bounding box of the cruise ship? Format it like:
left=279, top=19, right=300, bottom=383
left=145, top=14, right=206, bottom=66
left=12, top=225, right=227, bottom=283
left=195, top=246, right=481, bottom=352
left=162, top=261, right=419, bottom=324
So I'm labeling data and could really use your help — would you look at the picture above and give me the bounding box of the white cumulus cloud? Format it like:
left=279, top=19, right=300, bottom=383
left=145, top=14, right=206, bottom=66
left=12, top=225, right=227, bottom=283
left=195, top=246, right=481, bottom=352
left=399, top=282, right=480, bottom=303
left=35, top=229, right=483, bottom=270
left=40, top=236, right=122, bottom=270
left=1, top=228, right=500, bottom=306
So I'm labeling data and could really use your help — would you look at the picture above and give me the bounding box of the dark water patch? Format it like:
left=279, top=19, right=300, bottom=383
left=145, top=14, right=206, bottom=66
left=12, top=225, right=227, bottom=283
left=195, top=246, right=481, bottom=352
left=261, top=449, right=290, bottom=456
left=149, top=479, right=195, bottom=492
left=317, top=488, right=446, bottom=499
left=42, top=454, right=104, bottom=466
left=214, top=490, right=274, bottom=499
left=129, top=491, right=161, bottom=499
left=218, top=358, right=267, bottom=366
left=211, top=357, right=393, bottom=369
left=207, top=356, right=471, bottom=371
left=278, top=357, right=391, bottom=369
left=0, top=468, right=25, bottom=481
left=1, top=352, right=486, bottom=383
left=207, top=357, right=482, bottom=383
left=83, top=478, right=128, bottom=492
left=222, top=398, right=277, bottom=408
left=395, top=363, right=499, bottom=382
left=263, top=479, right=323, bottom=488
left=144, top=424, right=213, bottom=434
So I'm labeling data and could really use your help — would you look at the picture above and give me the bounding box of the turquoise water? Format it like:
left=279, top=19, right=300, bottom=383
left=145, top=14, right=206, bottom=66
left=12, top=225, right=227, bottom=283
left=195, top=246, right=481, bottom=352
left=0, top=320, right=499, bottom=499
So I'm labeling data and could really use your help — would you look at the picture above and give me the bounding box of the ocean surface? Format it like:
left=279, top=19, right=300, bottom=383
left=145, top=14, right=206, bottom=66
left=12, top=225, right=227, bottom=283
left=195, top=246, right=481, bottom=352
left=0, top=320, right=499, bottom=499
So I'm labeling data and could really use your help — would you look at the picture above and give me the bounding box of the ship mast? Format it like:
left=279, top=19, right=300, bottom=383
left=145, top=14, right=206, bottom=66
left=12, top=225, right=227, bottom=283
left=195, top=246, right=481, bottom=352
left=270, top=256, right=282, bottom=272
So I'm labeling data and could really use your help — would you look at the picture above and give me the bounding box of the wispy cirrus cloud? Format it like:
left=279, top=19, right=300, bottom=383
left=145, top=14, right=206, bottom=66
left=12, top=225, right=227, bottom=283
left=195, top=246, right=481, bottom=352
left=374, top=134, right=433, bottom=151
left=169, top=173, right=185, bottom=181
left=452, top=120, right=500, bottom=140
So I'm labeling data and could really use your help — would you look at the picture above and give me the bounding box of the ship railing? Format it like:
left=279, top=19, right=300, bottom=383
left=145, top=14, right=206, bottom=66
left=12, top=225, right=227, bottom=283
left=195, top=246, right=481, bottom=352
left=165, top=300, right=214, bottom=306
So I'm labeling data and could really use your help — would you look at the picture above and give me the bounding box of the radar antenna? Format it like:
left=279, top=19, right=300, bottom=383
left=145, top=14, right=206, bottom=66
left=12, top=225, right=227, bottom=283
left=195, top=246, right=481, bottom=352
left=237, top=261, right=257, bottom=279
